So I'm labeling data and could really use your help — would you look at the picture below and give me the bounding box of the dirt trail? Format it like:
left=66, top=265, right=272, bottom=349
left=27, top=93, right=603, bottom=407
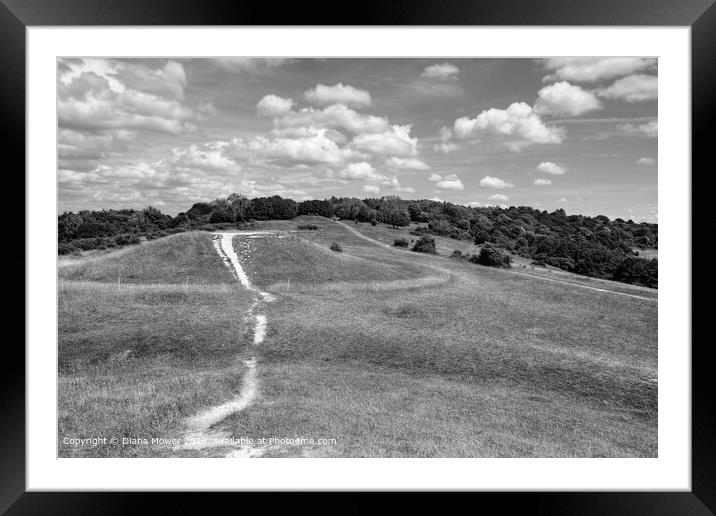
left=334, top=220, right=657, bottom=303
left=176, top=232, right=274, bottom=457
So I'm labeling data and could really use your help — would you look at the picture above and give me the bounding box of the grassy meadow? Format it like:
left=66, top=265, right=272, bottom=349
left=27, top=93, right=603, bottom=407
left=58, top=217, right=657, bottom=457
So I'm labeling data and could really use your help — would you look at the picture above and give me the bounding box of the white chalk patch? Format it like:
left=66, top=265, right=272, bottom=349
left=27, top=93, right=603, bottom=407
left=254, top=315, right=267, bottom=345
left=184, top=361, right=258, bottom=433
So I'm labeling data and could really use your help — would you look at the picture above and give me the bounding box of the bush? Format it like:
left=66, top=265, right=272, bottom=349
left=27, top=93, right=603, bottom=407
left=450, top=249, right=466, bottom=260
left=297, top=224, right=318, bottom=230
left=471, top=244, right=512, bottom=268
left=115, top=233, right=142, bottom=245
left=370, top=218, right=377, bottom=226
left=613, top=257, right=657, bottom=288
left=411, top=236, right=436, bottom=254
left=58, top=242, right=79, bottom=255
left=330, top=242, right=343, bottom=252
left=393, top=237, right=409, bottom=248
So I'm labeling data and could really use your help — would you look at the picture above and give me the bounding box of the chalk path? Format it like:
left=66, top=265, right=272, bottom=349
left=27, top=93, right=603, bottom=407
left=177, top=232, right=275, bottom=457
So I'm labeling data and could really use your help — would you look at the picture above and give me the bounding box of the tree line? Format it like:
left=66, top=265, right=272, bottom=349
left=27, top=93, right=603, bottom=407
left=58, top=194, right=658, bottom=288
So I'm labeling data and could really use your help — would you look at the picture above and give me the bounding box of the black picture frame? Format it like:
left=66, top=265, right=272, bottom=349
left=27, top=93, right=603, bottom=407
left=4, top=0, right=713, bottom=512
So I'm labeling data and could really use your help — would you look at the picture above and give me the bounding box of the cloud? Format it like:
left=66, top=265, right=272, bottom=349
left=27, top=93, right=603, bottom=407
left=479, top=176, right=514, bottom=189
left=534, top=81, right=602, bottom=117
left=58, top=59, right=204, bottom=137
left=636, top=157, right=656, bottom=166
left=488, top=194, right=509, bottom=202
left=385, top=157, right=429, bottom=170
left=464, top=201, right=483, bottom=208
left=559, top=197, right=568, bottom=203
left=434, top=126, right=459, bottom=153
left=212, top=57, right=291, bottom=73
left=421, top=63, right=460, bottom=80
left=304, top=83, right=372, bottom=108
left=540, top=58, right=657, bottom=83
left=453, top=102, right=564, bottom=149
left=337, top=162, right=387, bottom=181
left=167, top=142, right=240, bottom=173
left=363, top=185, right=381, bottom=194
left=276, top=103, right=389, bottom=135
left=618, top=120, right=658, bottom=138
left=434, top=174, right=464, bottom=191
left=596, top=74, right=658, bottom=102
left=241, top=128, right=362, bottom=166
left=428, top=173, right=443, bottom=182
left=534, top=178, right=552, bottom=186
left=535, top=162, right=567, bottom=175
left=256, top=94, right=295, bottom=117
left=351, top=125, right=418, bottom=157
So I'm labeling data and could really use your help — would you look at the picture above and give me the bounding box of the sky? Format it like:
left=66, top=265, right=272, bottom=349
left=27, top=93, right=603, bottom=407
left=57, top=57, right=657, bottom=222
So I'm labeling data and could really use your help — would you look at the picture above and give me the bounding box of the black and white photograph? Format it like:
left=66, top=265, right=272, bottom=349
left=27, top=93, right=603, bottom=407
left=55, top=56, right=660, bottom=459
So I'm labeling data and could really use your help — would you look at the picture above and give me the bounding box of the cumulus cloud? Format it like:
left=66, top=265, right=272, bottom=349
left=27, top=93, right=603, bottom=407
left=304, top=83, right=372, bottom=108
left=351, top=125, right=418, bottom=157
left=636, top=157, right=656, bottom=166
left=479, top=176, right=514, bottom=189
left=535, top=162, right=567, bottom=175
left=434, top=126, right=459, bottom=153
left=453, top=102, right=564, bottom=149
left=464, top=201, right=483, bottom=208
left=435, top=174, right=464, bottom=191
left=212, top=57, right=291, bottom=73
left=256, top=94, right=295, bottom=117
left=421, top=63, right=460, bottom=80
left=276, top=104, right=389, bottom=135
left=618, top=120, right=658, bottom=138
left=363, top=184, right=381, bottom=194
left=540, top=57, right=657, bottom=83
left=534, top=81, right=602, bottom=117
left=167, top=142, right=240, bottom=173
left=337, top=162, right=387, bottom=181
left=241, top=128, right=362, bottom=166
left=534, top=178, right=552, bottom=186
left=58, top=59, right=204, bottom=137
left=488, top=194, right=510, bottom=202
left=596, top=74, right=658, bottom=103
left=385, top=157, right=430, bottom=170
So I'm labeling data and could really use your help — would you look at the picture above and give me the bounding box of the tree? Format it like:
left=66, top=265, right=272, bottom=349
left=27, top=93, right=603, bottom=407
left=380, top=196, right=410, bottom=228
left=227, top=193, right=251, bottom=222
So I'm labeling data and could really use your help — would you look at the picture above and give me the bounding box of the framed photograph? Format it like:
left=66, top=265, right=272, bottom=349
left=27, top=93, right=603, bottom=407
left=5, top=0, right=713, bottom=510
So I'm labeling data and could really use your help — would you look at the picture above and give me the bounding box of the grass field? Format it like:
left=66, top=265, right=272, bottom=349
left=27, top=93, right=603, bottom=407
left=58, top=218, right=657, bottom=457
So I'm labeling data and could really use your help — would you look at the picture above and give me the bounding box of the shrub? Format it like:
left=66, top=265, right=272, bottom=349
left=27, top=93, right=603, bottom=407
left=370, top=218, right=377, bottom=226
left=297, top=224, right=318, bottom=230
left=450, top=249, right=466, bottom=260
left=409, top=226, right=430, bottom=236
left=115, top=233, right=142, bottom=245
left=411, top=235, right=436, bottom=254
left=393, top=237, right=409, bottom=248
left=330, top=242, right=343, bottom=252
left=58, top=242, right=79, bottom=255
left=471, top=244, right=512, bottom=268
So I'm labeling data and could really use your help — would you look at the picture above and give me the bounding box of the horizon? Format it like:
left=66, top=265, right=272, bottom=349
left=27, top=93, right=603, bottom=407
left=58, top=57, right=658, bottom=222
left=58, top=194, right=657, bottom=225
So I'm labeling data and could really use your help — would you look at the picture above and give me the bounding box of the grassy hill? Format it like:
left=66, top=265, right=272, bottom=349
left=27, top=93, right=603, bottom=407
left=59, top=232, right=232, bottom=284
left=58, top=217, right=657, bottom=457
